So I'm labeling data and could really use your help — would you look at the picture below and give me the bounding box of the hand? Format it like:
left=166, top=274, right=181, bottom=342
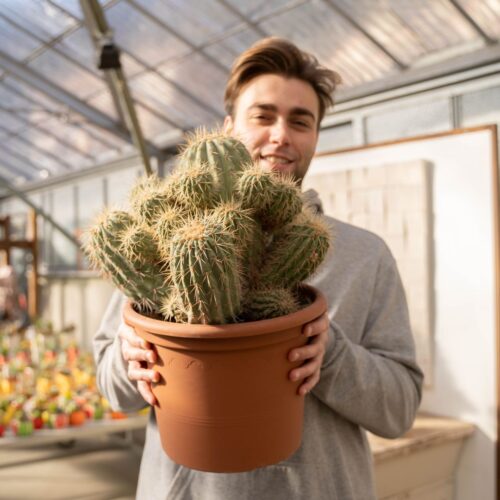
left=288, top=312, right=329, bottom=396
left=118, top=323, right=159, bottom=406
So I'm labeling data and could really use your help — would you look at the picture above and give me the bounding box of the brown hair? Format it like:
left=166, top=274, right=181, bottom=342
left=224, top=37, right=341, bottom=127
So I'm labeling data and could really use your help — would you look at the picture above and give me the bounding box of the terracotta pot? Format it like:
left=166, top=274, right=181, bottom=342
left=123, top=285, right=327, bottom=473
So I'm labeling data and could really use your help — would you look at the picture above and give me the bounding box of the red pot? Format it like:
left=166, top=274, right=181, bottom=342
left=123, top=284, right=326, bottom=473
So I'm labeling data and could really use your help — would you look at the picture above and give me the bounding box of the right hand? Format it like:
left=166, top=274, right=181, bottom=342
left=118, top=323, right=159, bottom=406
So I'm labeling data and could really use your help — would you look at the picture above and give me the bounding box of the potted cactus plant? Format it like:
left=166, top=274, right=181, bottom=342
left=84, top=130, right=330, bottom=472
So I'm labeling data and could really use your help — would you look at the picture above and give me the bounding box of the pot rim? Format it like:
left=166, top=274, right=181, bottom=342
left=123, top=284, right=327, bottom=339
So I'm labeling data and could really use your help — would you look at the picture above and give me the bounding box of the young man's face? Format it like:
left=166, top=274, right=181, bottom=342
left=224, top=74, right=320, bottom=184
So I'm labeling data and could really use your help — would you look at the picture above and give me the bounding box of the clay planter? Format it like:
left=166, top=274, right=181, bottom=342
left=123, top=285, right=326, bottom=473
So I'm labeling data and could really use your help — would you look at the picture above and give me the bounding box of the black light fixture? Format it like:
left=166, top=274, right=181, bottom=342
left=97, top=42, right=121, bottom=70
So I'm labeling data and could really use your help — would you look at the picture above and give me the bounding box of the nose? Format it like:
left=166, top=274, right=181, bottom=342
left=269, top=119, right=291, bottom=145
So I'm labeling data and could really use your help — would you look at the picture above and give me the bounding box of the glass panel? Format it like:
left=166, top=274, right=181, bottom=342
left=48, top=0, right=84, bottom=20
left=0, top=84, right=50, bottom=129
left=36, top=118, right=112, bottom=159
left=120, top=53, right=147, bottom=79
left=28, top=50, right=106, bottom=99
left=2, top=76, right=66, bottom=117
left=3, top=137, right=66, bottom=173
left=462, top=85, right=500, bottom=126
left=457, top=0, right=500, bottom=40
left=203, top=28, right=262, bottom=69
left=387, top=0, right=477, bottom=52
left=105, top=1, right=191, bottom=66
left=0, top=109, right=26, bottom=133
left=365, top=98, right=451, bottom=143
left=49, top=184, right=77, bottom=270
left=79, top=121, right=128, bottom=150
left=0, top=17, right=41, bottom=60
left=105, top=165, right=142, bottom=207
left=0, top=0, right=77, bottom=41
left=258, top=2, right=396, bottom=87
left=157, top=53, right=227, bottom=116
left=224, top=0, right=293, bottom=21
left=54, top=26, right=99, bottom=75
left=135, top=104, right=177, bottom=140
left=133, top=0, right=239, bottom=46
left=85, top=89, right=120, bottom=121
left=77, top=177, right=105, bottom=229
left=0, top=148, right=44, bottom=178
left=333, top=0, right=427, bottom=65
left=316, top=122, right=355, bottom=153
left=130, top=72, right=217, bottom=129
left=18, top=128, right=93, bottom=169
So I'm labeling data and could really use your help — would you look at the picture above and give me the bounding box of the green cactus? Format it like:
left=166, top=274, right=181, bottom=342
left=169, top=217, right=242, bottom=324
left=259, top=209, right=331, bottom=289
left=84, top=128, right=331, bottom=324
left=237, top=164, right=303, bottom=231
left=83, top=209, right=169, bottom=312
left=129, top=175, right=174, bottom=225
left=243, top=287, right=300, bottom=321
left=178, top=130, right=252, bottom=200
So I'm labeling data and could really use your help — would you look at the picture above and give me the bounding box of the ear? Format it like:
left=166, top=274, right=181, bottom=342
left=223, top=115, right=233, bottom=135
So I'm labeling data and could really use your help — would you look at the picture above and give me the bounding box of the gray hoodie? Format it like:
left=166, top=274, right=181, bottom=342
left=93, top=189, right=423, bottom=500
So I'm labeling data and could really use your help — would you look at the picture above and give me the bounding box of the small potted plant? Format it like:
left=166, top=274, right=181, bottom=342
left=84, top=130, right=331, bottom=472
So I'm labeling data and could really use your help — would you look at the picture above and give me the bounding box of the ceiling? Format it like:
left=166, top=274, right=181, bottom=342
left=1, top=0, right=499, bottom=188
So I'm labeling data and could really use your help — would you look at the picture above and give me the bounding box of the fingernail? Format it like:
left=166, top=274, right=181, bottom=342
left=290, top=352, right=298, bottom=362
left=291, top=372, right=299, bottom=381
left=147, top=352, right=154, bottom=363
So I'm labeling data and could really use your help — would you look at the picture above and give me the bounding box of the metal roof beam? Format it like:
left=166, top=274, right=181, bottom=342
left=0, top=49, right=132, bottom=143
left=0, top=148, right=46, bottom=178
left=0, top=79, right=121, bottom=151
left=0, top=123, right=74, bottom=171
left=40, top=1, right=223, bottom=122
left=0, top=157, right=35, bottom=181
left=321, top=0, right=407, bottom=70
left=80, top=0, right=157, bottom=176
left=125, top=0, right=231, bottom=74
left=448, top=0, right=495, bottom=45
left=215, top=0, right=269, bottom=38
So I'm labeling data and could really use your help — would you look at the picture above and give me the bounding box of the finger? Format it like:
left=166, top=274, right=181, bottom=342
left=289, top=358, right=322, bottom=383
left=302, top=313, right=329, bottom=337
left=288, top=341, right=325, bottom=363
left=119, top=323, right=150, bottom=349
left=138, top=380, right=157, bottom=406
left=298, top=372, right=321, bottom=396
left=122, top=344, right=157, bottom=364
left=127, top=360, right=160, bottom=383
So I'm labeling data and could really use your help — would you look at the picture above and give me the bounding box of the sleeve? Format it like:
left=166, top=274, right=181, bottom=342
left=93, top=290, right=148, bottom=412
left=312, top=251, right=424, bottom=439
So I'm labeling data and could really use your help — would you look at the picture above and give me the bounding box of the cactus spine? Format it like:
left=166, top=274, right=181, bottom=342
left=84, top=129, right=331, bottom=324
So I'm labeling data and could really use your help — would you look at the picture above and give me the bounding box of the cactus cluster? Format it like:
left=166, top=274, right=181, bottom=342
left=83, top=129, right=331, bottom=324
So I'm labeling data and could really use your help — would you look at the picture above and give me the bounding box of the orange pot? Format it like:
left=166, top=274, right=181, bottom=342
left=123, top=285, right=326, bottom=473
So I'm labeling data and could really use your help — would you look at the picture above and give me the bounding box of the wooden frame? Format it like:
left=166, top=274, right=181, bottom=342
left=311, top=125, right=499, bottom=500
left=0, top=210, right=39, bottom=318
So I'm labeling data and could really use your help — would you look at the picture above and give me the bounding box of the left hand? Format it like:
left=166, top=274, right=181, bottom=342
left=288, top=312, right=330, bottom=396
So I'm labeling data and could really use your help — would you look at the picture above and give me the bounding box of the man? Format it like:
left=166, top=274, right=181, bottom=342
left=94, top=37, right=423, bottom=499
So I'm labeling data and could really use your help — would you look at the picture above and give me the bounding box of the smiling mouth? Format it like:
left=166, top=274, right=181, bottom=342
left=259, top=155, right=294, bottom=166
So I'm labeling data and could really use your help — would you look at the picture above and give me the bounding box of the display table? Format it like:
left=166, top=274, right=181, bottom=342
left=0, top=414, right=148, bottom=449
left=368, top=413, right=475, bottom=500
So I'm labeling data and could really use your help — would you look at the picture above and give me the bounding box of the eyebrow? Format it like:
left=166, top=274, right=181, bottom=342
left=248, top=103, right=317, bottom=122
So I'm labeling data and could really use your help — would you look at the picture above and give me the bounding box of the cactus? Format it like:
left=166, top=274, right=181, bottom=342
left=259, top=210, right=331, bottom=289
left=169, top=217, right=241, bottom=324
left=178, top=130, right=252, bottom=200
left=84, top=129, right=331, bottom=324
left=83, top=209, right=170, bottom=312
left=237, top=164, right=303, bottom=231
left=243, top=287, right=300, bottom=321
